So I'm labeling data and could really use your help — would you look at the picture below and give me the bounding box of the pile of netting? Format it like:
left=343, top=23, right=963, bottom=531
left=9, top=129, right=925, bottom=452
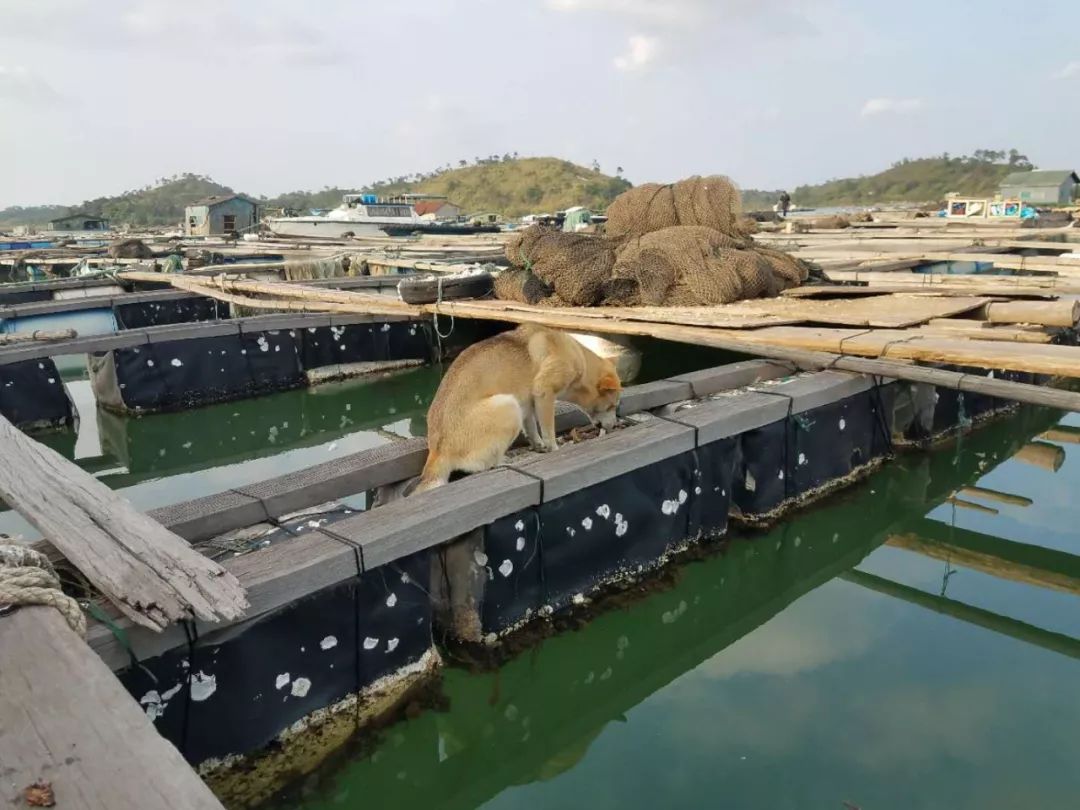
left=495, top=175, right=810, bottom=307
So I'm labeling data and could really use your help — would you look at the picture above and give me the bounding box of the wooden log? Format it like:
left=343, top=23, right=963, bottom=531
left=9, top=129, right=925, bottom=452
left=0, top=414, right=248, bottom=631
left=957, top=485, right=1033, bottom=507
left=979, top=299, right=1079, bottom=327
left=0, top=606, right=225, bottom=809
left=1014, top=441, right=1066, bottom=472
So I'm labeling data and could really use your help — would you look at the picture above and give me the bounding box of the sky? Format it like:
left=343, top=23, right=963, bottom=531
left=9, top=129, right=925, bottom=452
left=2, top=0, right=1078, bottom=208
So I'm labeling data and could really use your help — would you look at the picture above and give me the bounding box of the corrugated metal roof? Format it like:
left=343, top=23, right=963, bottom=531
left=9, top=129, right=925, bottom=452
left=49, top=211, right=107, bottom=223
left=188, top=193, right=258, bottom=208
left=1001, top=170, right=1079, bottom=187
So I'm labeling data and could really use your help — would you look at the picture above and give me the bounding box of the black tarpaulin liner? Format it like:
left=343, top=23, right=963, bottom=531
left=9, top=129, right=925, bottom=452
left=480, top=443, right=737, bottom=634
left=118, top=550, right=433, bottom=765
left=113, top=297, right=229, bottom=330
left=0, top=357, right=75, bottom=430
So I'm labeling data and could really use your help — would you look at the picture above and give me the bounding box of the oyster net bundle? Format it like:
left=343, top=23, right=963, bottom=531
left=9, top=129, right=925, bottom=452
left=495, top=175, right=809, bottom=308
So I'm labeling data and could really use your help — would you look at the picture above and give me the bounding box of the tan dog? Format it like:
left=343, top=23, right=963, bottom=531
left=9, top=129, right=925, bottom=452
left=414, top=324, right=622, bottom=492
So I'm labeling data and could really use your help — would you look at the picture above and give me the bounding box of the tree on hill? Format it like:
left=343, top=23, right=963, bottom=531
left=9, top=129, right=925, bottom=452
left=740, top=148, right=1037, bottom=209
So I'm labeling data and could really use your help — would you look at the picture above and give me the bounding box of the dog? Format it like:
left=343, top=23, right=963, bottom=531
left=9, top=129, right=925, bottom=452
left=413, top=324, right=622, bottom=493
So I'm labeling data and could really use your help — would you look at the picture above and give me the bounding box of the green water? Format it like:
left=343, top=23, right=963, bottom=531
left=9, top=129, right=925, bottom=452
left=262, top=405, right=1080, bottom=810
left=0, top=365, right=443, bottom=539
left=7, top=354, right=1080, bottom=808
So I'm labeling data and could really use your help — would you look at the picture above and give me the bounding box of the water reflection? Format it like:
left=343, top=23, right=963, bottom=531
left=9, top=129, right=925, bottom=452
left=267, top=404, right=1080, bottom=810
left=0, top=366, right=439, bottom=535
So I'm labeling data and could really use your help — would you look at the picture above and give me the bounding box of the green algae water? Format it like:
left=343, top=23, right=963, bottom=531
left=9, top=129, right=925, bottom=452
left=259, top=405, right=1080, bottom=810
left=7, top=354, right=1080, bottom=808
left=0, top=365, right=443, bottom=539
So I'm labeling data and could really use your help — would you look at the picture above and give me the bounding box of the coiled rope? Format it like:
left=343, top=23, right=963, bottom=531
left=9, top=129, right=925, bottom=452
left=0, top=542, right=86, bottom=636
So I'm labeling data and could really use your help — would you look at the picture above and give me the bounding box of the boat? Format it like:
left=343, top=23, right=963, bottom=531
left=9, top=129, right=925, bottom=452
left=265, top=194, right=428, bottom=238
left=380, top=222, right=502, bottom=237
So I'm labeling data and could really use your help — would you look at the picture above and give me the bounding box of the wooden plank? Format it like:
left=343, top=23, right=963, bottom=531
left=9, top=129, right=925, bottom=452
left=313, top=467, right=541, bottom=568
left=707, top=326, right=1080, bottom=377
left=0, top=607, right=225, bottom=810
left=821, top=272, right=1080, bottom=295
left=661, top=391, right=791, bottom=445
left=513, top=418, right=695, bottom=501
left=0, top=413, right=248, bottom=631
left=915, top=323, right=1054, bottom=344
left=617, top=380, right=694, bottom=415
left=669, top=360, right=794, bottom=396
left=715, top=294, right=993, bottom=328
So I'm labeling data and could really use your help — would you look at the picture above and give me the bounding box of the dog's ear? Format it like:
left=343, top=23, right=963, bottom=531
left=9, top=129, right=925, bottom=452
left=599, top=371, right=621, bottom=392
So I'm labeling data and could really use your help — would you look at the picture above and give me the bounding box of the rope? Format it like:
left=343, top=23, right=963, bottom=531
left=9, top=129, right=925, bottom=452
left=0, top=543, right=86, bottom=636
left=432, top=276, right=455, bottom=341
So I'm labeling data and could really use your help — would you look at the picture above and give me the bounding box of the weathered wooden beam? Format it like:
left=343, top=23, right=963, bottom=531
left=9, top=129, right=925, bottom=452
left=0, top=413, right=248, bottom=631
left=0, top=606, right=225, bottom=809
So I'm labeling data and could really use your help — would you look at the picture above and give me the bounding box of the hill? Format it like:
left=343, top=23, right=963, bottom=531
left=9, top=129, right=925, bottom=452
left=0, top=158, right=631, bottom=229
left=741, top=149, right=1035, bottom=209
left=0, top=173, right=236, bottom=229
left=268, top=157, right=631, bottom=219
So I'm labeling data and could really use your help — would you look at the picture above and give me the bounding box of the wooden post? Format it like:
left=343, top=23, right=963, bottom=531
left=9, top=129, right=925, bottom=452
left=0, top=606, right=225, bottom=809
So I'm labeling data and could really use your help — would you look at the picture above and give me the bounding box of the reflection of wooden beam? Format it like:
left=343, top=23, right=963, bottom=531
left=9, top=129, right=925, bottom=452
left=886, top=532, right=1080, bottom=598
left=957, top=485, right=1032, bottom=508
left=1039, top=427, right=1080, bottom=445
left=945, top=496, right=998, bottom=515
left=1014, top=441, right=1066, bottom=471
left=841, top=570, right=1080, bottom=661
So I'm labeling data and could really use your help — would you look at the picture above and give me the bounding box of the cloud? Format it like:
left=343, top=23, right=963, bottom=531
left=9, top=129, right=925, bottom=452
left=860, top=97, right=924, bottom=117
left=546, top=0, right=705, bottom=26
left=613, top=34, right=658, bottom=71
left=1053, top=61, right=1080, bottom=80
left=0, top=66, right=60, bottom=106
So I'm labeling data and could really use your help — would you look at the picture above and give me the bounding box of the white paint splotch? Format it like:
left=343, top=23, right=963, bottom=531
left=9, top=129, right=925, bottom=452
left=290, top=677, right=312, bottom=698
left=189, top=671, right=217, bottom=702
left=320, top=636, right=338, bottom=651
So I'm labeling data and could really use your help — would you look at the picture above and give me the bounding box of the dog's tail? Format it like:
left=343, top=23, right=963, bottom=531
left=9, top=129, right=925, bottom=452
left=412, top=451, right=451, bottom=495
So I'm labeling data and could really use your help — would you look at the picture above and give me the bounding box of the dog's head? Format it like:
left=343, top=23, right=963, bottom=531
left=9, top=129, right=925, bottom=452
left=567, top=354, right=622, bottom=430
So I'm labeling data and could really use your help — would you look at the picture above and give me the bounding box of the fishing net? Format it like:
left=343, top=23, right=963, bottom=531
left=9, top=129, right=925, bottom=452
left=604, top=176, right=743, bottom=239
left=503, top=229, right=616, bottom=305
left=812, top=215, right=851, bottom=229
left=108, top=239, right=154, bottom=259
left=282, top=256, right=347, bottom=281
left=495, top=174, right=810, bottom=308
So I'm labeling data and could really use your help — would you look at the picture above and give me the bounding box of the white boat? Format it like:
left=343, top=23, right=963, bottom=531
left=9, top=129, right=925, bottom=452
left=265, top=194, right=427, bottom=238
